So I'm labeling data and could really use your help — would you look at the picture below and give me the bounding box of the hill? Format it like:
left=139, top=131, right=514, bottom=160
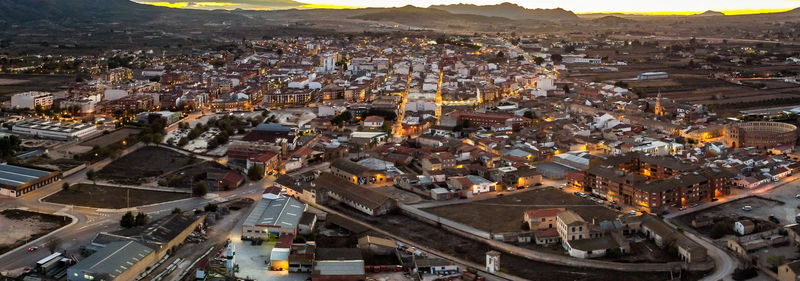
left=430, top=2, right=578, bottom=21
left=696, top=10, right=724, bottom=16
left=0, top=0, right=246, bottom=25
left=350, top=5, right=511, bottom=24
left=590, top=15, right=636, bottom=25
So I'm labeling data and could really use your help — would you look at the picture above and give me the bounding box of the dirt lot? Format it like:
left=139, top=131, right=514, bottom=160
left=0, top=74, right=76, bottom=98
left=422, top=188, right=612, bottom=232
left=43, top=184, right=189, bottom=208
left=98, top=146, right=195, bottom=184
left=81, top=128, right=142, bottom=147
left=0, top=209, right=70, bottom=254
left=23, top=157, right=84, bottom=172
left=330, top=203, right=679, bottom=281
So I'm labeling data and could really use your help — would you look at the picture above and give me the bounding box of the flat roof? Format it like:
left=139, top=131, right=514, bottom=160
left=244, top=196, right=305, bottom=229
left=0, top=163, right=51, bottom=187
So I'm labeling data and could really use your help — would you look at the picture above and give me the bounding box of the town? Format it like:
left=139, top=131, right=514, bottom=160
left=2, top=1, right=800, bottom=281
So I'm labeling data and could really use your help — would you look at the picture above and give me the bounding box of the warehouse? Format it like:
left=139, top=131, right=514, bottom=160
left=0, top=163, right=61, bottom=197
left=11, top=119, right=98, bottom=140
left=67, top=240, right=157, bottom=281
left=242, top=195, right=306, bottom=240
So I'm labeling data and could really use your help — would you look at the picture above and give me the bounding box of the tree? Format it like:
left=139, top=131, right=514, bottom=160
left=562, top=84, right=570, bottom=94
left=248, top=165, right=265, bottom=181
left=45, top=238, right=61, bottom=254
left=331, top=111, right=352, bottom=127
left=710, top=221, right=732, bottom=239
left=523, top=111, right=534, bottom=119
left=204, top=203, right=218, bottom=212
left=496, top=51, right=504, bottom=58
left=171, top=208, right=182, bottom=214
left=193, top=182, right=208, bottom=197
left=62, top=182, right=70, bottom=191
left=0, top=135, right=21, bottom=158
left=134, top=212, right=148, bottom=226
left=120, top=211, right=135, bottom=228
left=551, top=54, right=563, bottom=64
left=86, top=169, right=97, bottom=184
left=520, top=221, right=530, bottom=231
left=533, top=56, right=545, bottom=65
left=767, top=255, right=786, bottom=269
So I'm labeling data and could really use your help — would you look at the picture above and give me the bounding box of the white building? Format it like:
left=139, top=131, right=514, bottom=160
left=10, top=91, right=53, bottom=109
left=12, top=119, right=98, bottom=140
left=638, top=72, right=669, bottom=80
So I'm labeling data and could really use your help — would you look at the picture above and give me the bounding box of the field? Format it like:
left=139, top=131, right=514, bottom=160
left=423, top=188, right=612, bottom=232
left=80, top=128, right=142, bottom=147
left=43, top=183, right=189, bottom=208
left=97, top=146, right=195, bottom=184
left=0, top=74, right=76, bottom=98
left=0, top=209, right=71, bottom=254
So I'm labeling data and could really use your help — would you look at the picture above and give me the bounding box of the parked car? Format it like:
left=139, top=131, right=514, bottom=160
left=690, top=203, right=700, bottom=208
left=534, top=183, right=543, bottom=186
left=769, top=215, right=780, bottom=224
left=680, top=207, right=687, bottom=211
left=27, top=247, right=37, bottom=252
left=628, top=211, right=637, bottom=215
left=496, top=193, right=504, bottom=197
left=795, top=214, right=800, bottom=223
left=742, top=206, right=753, bottom=211
left=507, top=187, right=516, bottom=192
left=711, top=198, right=719, bottom=202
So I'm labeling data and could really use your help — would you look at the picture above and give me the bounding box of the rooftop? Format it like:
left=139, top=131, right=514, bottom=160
left=243, top=196, right=306, bottom=229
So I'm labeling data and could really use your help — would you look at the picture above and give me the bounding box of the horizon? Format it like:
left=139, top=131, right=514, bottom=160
left=132, top=0, right=800, bottom=15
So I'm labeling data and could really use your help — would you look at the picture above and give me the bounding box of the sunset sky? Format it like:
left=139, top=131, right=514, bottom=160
left=134, top=0, right=800, bottom=14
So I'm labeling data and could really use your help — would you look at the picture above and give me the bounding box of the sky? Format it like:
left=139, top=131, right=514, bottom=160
left=134, top=0, right=800, bottom=14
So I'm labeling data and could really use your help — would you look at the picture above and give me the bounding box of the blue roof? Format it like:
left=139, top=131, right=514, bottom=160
left=0, top=164, right=50, bottom=187
left=254, top=123, right=292, bottom=132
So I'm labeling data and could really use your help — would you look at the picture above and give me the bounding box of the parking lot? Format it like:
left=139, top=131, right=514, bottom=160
left=230, top=237, right=310, bottom=281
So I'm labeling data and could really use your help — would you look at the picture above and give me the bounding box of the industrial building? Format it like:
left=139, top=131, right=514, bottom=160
left=67, top=241, right=157, bottom=281
left=0, top=163, right=61, bottom=197
left=242, top=195, right=306, bottom=240
left=11, top=119, right=98, bottom=140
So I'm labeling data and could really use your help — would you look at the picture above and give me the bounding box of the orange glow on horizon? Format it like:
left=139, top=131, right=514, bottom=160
left=576, top=8, right=795, bottom=15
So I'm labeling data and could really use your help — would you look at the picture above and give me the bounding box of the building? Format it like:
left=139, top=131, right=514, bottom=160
left=67, top=241, right=157, bottom=281
left=10, top=91, right=53, bottom=109
left=12, top=119, right=98, bottom=140
left=524, top=208, right=565, bottom=230
left=312, top=173, right=396, bottom=216
left=88, top=213, right=206, bottom=258
left=778, top=260, right=800, bottom=281
left=556, top=210, right=592, bottom=242
left=363, top=116, right=385, bottom=128
left=330, top=158, right=386, bottom=186
left=638, top=72, right=669, bottom=80
left=734, top=220, right=755, bottom=236
left=312, top=248, right=365, bottom=281
left=724, top=121, right=798, bottom=150
left=242, top=196, right=306, bottom=240
left=0, top=163, right=61, bottom=197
